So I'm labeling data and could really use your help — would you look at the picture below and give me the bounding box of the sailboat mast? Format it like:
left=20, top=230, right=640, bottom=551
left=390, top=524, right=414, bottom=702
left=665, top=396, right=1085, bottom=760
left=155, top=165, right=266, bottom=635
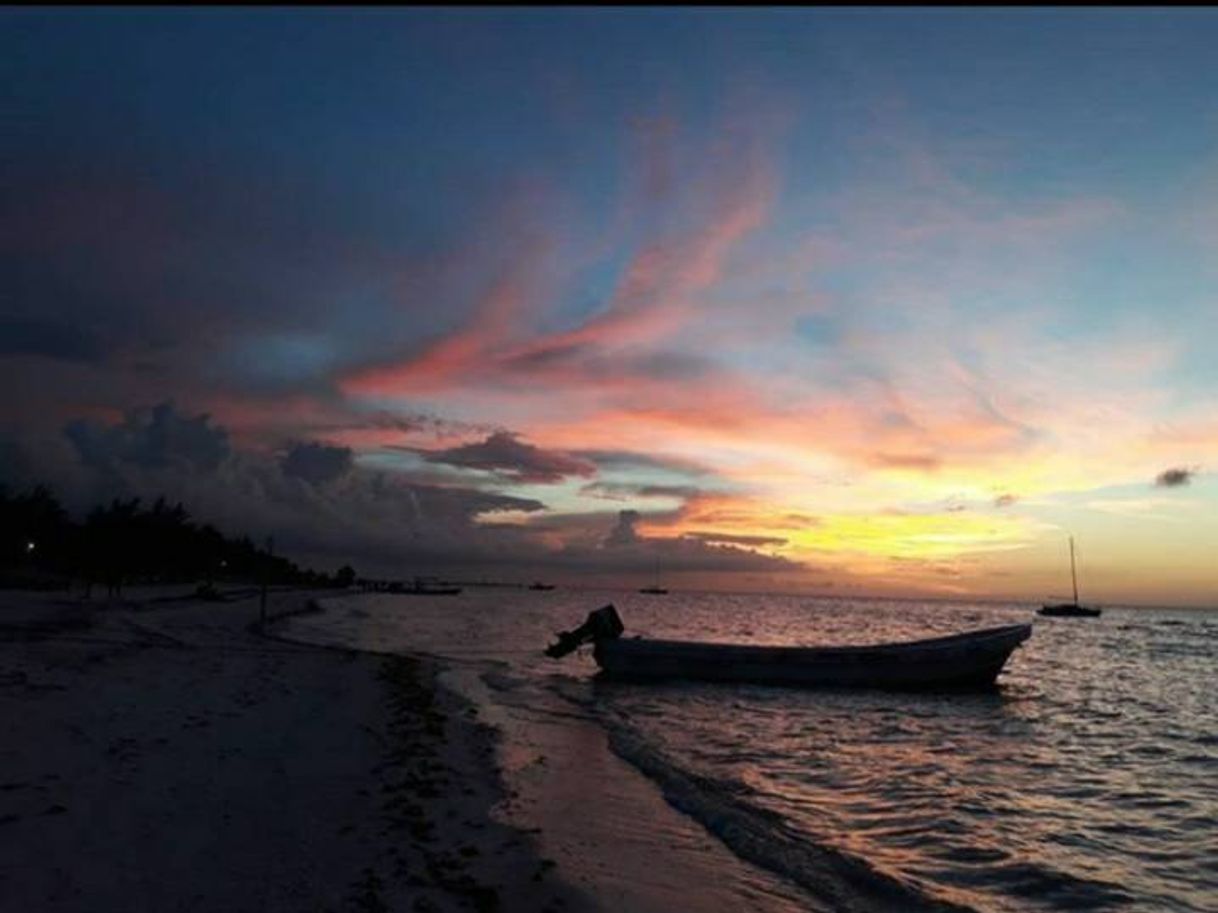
left=1069, top=536, right=1079, bottom=605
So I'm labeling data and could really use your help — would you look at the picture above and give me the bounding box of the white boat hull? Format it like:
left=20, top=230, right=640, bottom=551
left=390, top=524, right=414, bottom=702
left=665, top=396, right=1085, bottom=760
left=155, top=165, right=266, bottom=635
left=593, top=624, right=1032, bottom=690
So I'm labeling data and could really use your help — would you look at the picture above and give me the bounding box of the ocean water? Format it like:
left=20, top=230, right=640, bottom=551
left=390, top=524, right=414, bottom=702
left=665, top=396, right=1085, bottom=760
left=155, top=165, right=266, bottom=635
left=283, top=590, right=1217, bottom=913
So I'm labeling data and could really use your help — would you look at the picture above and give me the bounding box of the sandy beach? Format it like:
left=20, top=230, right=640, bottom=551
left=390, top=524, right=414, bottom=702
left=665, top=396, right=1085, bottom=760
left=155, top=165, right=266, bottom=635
left=0, top=587, right=590, bottom=913
left=279, top=593, right=828, bottom=913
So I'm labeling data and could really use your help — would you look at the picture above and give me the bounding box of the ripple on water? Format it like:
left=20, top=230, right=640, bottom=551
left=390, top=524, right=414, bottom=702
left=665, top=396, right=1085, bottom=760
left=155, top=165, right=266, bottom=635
left=586, top=598, right=1218, bottom=913
left=289, top=592, right=1218, bottom=913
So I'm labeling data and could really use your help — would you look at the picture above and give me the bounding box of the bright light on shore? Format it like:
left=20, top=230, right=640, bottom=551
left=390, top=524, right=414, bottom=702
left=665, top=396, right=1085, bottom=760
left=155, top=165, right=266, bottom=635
left=26, top=540, right=36, bottom=553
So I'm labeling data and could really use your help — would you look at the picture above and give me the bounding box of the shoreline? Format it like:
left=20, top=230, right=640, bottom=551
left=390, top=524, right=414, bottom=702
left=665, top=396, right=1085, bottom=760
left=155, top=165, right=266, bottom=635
left=0, top=587, right=591, bottom=912
left=281, top=593, right=822, bottom=913
left=440, top=663, right=821, bottom=913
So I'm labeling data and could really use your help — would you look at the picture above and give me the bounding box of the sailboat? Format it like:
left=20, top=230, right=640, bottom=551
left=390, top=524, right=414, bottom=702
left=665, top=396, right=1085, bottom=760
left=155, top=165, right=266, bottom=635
left=638, top=556, right=668, bottom=594
left=1039, top=536, right=1101, bottom=618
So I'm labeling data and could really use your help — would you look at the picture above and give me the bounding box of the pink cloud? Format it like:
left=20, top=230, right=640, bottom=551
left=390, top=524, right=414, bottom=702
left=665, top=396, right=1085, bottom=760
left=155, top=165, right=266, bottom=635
left=339, top=116, right=777, bottom=403
left=500, top=143, right=775, bottom=365
left=342, top=234, right=551, bottom=397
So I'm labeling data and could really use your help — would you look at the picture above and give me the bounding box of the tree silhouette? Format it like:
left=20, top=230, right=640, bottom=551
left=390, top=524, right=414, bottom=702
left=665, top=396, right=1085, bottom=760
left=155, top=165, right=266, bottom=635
left=0, top=481, right=335, bottom=594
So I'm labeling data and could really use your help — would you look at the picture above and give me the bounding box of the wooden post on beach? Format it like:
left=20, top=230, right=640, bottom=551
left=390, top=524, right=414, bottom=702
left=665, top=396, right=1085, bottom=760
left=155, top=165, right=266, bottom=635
left=259, top=536, right=273, bottom=631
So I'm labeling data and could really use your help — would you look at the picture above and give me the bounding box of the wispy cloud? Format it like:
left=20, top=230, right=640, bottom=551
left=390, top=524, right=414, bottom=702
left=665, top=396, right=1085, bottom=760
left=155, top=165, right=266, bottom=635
left=7, top=13, right=1218, bottom=602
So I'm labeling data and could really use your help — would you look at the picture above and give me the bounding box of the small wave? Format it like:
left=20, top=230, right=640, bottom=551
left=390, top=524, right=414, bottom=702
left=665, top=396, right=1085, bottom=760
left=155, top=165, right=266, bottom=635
left=984, top=861, right=1135, bottom=907
left=482, top=668, right=532, bottom=693
left=919, top=859, right=1136, bottom=909
left=930, top=845, right=1010, bottom=866
left=604, top=725, right=976, bottom=913
left=1092, top=821, right=1162, bottom=839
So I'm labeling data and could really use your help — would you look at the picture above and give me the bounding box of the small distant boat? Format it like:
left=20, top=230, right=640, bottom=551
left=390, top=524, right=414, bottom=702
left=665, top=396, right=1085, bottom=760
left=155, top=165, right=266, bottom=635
left=546, top=606, right=1032, bottom=690
left=1039, top=536, right=1101, bottom=618
left=1040, top=603, right=1101, bottom=618
left=529, top=582, right=556, bottom=591
left=639, top=556, right=667, bottom=594
left=389, top=578, right=462, bottom=596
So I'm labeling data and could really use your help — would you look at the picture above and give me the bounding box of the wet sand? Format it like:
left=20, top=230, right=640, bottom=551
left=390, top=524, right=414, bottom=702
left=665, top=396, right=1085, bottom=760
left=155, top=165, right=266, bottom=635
left=449, top=665, right=822, bottom=913
left=281, top=594, right=824, bottom=913
left=0, top=587, right=589, bottom=913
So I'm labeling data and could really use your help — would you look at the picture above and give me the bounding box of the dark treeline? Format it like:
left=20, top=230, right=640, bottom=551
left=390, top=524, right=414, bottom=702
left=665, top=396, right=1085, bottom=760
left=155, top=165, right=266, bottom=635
left=1, top=483, right=353, bottom=594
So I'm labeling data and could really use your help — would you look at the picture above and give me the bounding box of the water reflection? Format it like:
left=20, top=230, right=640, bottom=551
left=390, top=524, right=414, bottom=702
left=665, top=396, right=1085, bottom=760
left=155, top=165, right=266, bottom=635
left=286, top=591, right=1217, bottom=913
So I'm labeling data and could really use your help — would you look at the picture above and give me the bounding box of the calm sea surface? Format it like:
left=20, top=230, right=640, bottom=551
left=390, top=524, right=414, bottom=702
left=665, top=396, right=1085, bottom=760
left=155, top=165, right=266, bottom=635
left=284, top=590, right=1217, bottom=913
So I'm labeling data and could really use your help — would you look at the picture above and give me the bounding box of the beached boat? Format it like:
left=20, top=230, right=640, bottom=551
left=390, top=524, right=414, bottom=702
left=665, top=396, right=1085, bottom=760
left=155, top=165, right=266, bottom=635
left=1039, top=536, right=1101, bottom=618
left=545, top=606, right=1032, bottom=690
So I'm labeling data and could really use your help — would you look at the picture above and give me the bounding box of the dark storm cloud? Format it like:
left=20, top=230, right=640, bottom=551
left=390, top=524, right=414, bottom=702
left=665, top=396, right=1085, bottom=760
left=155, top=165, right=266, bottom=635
left=0, top=317, right=107, bottom=363
left=587, top=510, right=796, bottom=572
left=0, top=433, right=32, bottom=485
left=280, top=442, right=354, bottom=486
left=13, top=400, right=804, bottom=578
left=604, top=509, right=641, bottom=547
left=420, top=431, right=597, bottom=484
left=0, top=151, right=506, bottom=409
left=64, top=402, right=230, bottom=473
left=1154, top=467, right=1196, bottom=488
left=37, top=402, right=550, bottom=574
left=0, top=137, right=552, bottom=444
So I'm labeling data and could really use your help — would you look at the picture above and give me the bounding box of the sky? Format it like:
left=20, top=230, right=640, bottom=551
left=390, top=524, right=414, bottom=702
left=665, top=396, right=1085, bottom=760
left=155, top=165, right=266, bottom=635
left=3, top=9, right=1217, bottom=606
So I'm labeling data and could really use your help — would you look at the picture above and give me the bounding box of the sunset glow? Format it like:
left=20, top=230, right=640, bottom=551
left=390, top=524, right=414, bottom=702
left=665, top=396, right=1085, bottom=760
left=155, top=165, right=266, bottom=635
left=4, top=9, right=1217, bottom=605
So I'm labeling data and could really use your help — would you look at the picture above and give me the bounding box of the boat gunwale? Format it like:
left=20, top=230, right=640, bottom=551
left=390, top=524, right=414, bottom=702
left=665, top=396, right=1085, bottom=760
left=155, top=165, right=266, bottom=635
left=598, top=622, right=1032, bottom=659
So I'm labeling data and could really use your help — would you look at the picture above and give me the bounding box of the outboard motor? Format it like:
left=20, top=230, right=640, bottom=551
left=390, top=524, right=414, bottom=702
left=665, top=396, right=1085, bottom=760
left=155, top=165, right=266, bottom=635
left=544, top=604, right=625, bottom=659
